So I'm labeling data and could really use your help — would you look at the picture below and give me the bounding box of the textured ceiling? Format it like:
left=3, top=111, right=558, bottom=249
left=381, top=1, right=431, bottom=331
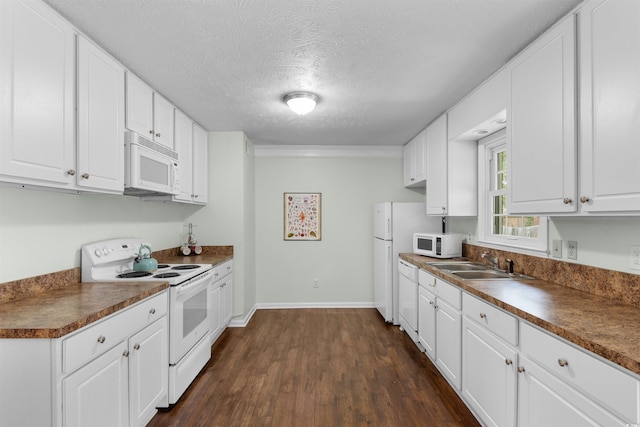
left=45, top=0, right=582, bottom=146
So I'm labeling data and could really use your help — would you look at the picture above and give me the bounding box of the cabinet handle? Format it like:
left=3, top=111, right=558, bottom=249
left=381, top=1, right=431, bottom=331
left=123, top=350, right=129, bottom=358
left=97, top=335, right=106, bottom=344
left=563, top=198, right=573, bottom=205
left=558, top=358, right=569, bottom=367
left=434, top=305, right=438, bottom=310
left=156, top=132, right=161, bottom=137
left=517, top=366, right=526, bottom=373
left=429, top=301, right=434, bottom=305
left=194, top=195, right=199, bottom=198
left=149, top=308, right=156, bottom=315
left=66, top=169, right=76, bottom=176
left=133, top=343, right=140, bottom=351
left=505, top=359, right=513, bottom=366
left=580, top=196, right=590, bottom=203
left=429, top=278, right=436, bottom=287
left=479, top=313, right=487, bottom=319
left=149, top=130, right=154, bottom=135
left=81, top=173, right=89, bottom=179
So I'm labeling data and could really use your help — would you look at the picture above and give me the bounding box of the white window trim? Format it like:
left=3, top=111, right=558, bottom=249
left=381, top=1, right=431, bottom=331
left=477, top=129, right=549, bottom=255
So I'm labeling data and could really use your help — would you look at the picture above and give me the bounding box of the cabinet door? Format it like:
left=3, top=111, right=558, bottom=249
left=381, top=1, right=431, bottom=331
left=192, top=123, right=208, bottom=204
left=435, top=299, right=461, bottom=390
left=518, top=355, right=624, bottom=427
left=126, top=72, right=154, bottom=138
left=0, top=0, right=75, bottom=185
left=426, top=114, right=448, bottom=215
left=414, top=130, right=427, bottom=183
left=209, top=281, right=222, bottom=342
left=507, top=15, right=577, bottom=214
left=578, top=0, right=640, bottom=213
left=462, top=318, right=517, bottom=427
left=129, top=318, right=168, bottom=427
left=418, top=286, right=436, bottom=360
left=221, top=277, right=233, bottom=326
left=77, top=35, right=125, bottom=193
left=403, top=142, right=414, bottom=187
left=174, top=110, right=194, bottom=202
left=63, top=341, right=129, bottom=427
left=152, top=93, right=174, bottom=149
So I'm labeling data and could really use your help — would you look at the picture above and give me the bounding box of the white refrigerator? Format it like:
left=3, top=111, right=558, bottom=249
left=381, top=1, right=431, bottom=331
left=373, top=202, right=441, bottom=324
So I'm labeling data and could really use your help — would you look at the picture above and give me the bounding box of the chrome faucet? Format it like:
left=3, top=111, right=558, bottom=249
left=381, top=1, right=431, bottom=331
left=481, top=251, right=499, bottom=270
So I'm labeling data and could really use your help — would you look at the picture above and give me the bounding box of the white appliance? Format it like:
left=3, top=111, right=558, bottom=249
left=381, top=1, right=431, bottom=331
left=413, top=232, right=462, bottom=258
left=373, top=202, right=441, bottom=324
left=398, top=258, right=420, bottom=343
left=81, top=238, right=213, bottom=406
left=124, top=131, right=180, bottom=196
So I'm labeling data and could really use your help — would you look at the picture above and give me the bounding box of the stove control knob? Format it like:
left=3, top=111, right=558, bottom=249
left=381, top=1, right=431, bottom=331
left=94, top=249, right=103, bottom=257
left=102, top=247, right=109, bottom=256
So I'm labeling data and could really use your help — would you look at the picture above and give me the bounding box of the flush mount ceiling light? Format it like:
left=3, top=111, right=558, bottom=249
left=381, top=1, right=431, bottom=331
left=283, top=92, right=319, bottom=116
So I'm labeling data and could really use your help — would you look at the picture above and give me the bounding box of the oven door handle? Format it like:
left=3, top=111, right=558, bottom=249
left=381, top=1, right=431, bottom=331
left=176, top=270, right=213, bottom=295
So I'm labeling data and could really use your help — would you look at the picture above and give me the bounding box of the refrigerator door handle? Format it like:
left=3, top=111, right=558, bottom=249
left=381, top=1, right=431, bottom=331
left=387, top=245, right=391, bottom=262
left=387, top=218, right=391, bottom=237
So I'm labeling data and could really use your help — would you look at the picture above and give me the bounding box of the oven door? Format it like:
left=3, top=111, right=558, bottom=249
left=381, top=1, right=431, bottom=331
left=169, top=269, right=213, bottom=364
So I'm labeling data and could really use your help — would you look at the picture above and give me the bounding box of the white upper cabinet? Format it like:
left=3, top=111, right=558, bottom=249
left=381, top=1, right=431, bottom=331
left=126, top=72, right=175, bottom=150
left=426, top=114, right=477, bottom=216
left=192, top=123, right=209, bottom=205
left=173, top=109, right=194, bottom=203
left=77, top=35, right=125, bottom=193
left=403, top=129, right=427, bottom=187
left=507, top=14, right=577, bottom=215
left=0, top=0, right=76, bottom=187
left=578, top=0, right=640, bottom=213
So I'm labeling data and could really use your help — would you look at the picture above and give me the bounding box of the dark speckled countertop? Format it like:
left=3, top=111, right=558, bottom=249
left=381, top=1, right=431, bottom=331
left=400, top=253, right=640, bottom=376
left=0, top=282, right=168, bottom=339
left=0, top=246, right=234, bottom=340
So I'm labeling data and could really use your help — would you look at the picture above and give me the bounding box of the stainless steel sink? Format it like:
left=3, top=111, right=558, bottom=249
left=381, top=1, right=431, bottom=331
left=427, top=261, right=535, bottom=280
left=451, top=270, right=534, bottom=280
left=428, top=262, right=487, bottom=271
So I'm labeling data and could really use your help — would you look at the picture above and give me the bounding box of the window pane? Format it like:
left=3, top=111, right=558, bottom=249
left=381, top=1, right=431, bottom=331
left=497, top=172, right=507, bottom=190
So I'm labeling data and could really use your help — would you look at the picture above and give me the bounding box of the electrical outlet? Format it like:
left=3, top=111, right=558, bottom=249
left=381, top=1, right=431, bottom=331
left=567, top=240, right=578, bottom=260
left=552, top=240, right=562, bottom=258
left=313, top=279, right=319, bottom=288
left=631, top=246, right=640, bottom=270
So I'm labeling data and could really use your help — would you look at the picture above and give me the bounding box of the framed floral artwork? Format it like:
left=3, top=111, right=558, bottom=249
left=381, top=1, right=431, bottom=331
left=284, top=192, right=321, bottom=241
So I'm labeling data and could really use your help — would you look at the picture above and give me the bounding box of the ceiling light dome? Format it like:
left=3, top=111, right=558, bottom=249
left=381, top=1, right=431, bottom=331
left=283, top=92, right=319, bottom=115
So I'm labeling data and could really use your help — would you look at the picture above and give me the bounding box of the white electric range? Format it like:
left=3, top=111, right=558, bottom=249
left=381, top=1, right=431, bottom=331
left=81, top=238, right=214, bottom=406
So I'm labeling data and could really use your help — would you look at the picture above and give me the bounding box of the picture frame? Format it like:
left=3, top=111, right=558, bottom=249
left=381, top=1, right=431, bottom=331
left=284, top=192, right=321, bottom=241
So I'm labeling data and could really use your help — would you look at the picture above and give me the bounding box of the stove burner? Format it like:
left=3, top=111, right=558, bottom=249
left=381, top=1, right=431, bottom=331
left=171, top=265, right=200, bottom=270
left=117, top=271, right=153, bottom=279
left=157, top=264, right=170, bottom=269
left=154, top=272, right=181, bottom=279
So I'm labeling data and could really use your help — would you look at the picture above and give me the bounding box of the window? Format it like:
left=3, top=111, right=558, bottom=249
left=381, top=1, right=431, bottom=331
left=478, top=129, right=548, bottom=252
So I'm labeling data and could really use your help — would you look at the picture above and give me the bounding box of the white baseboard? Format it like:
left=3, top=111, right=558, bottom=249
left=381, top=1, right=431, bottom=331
left=256, top=302, right=376, bottom=309
left=226, top=302, right=375, bottom=328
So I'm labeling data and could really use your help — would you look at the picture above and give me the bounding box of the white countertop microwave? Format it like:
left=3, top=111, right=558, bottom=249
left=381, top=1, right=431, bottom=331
left=413, top=232, right=462, bottom=258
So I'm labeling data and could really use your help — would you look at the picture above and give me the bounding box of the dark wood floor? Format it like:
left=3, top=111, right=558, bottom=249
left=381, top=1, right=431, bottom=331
left=148, top=308, right=480, bottom=427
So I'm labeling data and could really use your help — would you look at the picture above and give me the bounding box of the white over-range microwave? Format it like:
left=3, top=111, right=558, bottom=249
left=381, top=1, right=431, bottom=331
left=413, top=232, right=462, bottom=258
left=124, top=131, right=180, bottom=196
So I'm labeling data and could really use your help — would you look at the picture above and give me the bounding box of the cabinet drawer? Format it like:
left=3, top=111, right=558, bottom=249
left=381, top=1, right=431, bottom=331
left=63, top=292, right=167, bottom=374
left=437, top=279, right=461, bottom=309
left=463, top=293, right=518, bottom=346
left=211, top=260, right=233, bottom=282
left=520, top=322, right=640, bottom=423
left=418, top=270, right=461, bottom=309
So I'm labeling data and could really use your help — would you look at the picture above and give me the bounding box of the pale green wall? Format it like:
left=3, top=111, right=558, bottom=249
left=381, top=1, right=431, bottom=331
left=254, top=156, right=424, bottom=305
left=186, top=132, right=256, bottom=317
left=0, top=186, right=195, bottom=282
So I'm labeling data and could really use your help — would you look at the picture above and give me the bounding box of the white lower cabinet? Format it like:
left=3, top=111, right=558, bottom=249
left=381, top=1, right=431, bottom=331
left=417, top=270, right=462, bottom=390
left=209, top=260, right=233, bottom=344
left=413, top=265, right=640, bottom=427
left=462, top=317, right=517, bottom=427
left=418, top=285, right=436, bottom=359
left=63, top=341, right=129, bottom=427
left=0, top=291, right=168, bottom=427
left=128, top=318, right=168, bottom=427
